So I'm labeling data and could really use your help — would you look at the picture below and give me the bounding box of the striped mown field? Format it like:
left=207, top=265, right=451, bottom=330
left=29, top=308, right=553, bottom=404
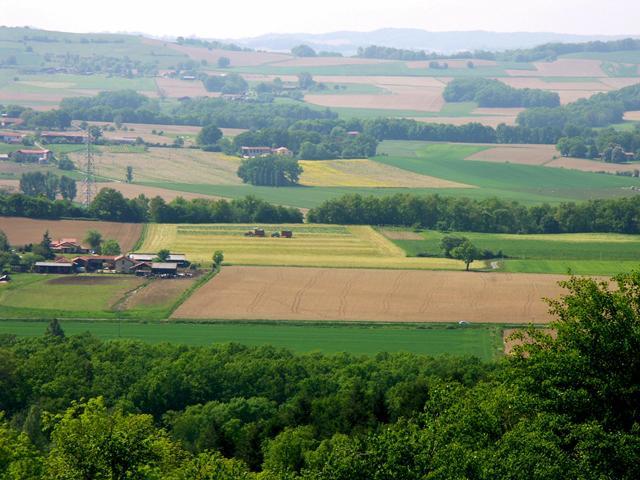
left=139, top=223, right=463, bottom=270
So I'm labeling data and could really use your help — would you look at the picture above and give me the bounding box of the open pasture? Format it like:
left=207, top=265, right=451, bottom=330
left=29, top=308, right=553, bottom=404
left=155, top=77, right=213, bottom=98
left=299, top=159, right=472, bottom=188
left=0, top=319, right=501, bottom=358
left=383, top=229, right=640, bottom=275
left=506, top=59, right=606, bottom=77
left=138, top=223, right=462, bottom=270
left=0, top=216, right=143, bottom=251
left=173, top=265, right=566, bottom=324
left=70, top=147, right=242, bottom=184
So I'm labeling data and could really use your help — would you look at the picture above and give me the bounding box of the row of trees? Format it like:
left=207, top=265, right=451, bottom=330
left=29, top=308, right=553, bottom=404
left=19, top=172, right=77, bottom=201
left=444, top=78, right=560, bottom=108
left=1, top=270, right=640, bottom=477
left=556, top=125, right=640, bottom=161
left=0, top=189, right=303, bottom=224
left=307, top=193, right=640, bottom=234
left=237, top=155, right=303, bottom=186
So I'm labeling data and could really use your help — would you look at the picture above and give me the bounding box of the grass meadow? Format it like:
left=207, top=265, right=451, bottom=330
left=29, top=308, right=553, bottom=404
left=0, top=319, right=502, bottom=359
left=382, top=229, right=640, bottom=275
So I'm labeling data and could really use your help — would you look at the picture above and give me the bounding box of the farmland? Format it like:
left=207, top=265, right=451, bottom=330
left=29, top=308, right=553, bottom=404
left=0, top=216, right=143, bottom=251
left=382, top=229, right=640, bottom=275
left=0, top=319, right=501, bottom=359
left=0, top=273, right=201, bottom=319
left=173, top=265, right=567, bottom=323
left=138, top=223, right=462, bottom=269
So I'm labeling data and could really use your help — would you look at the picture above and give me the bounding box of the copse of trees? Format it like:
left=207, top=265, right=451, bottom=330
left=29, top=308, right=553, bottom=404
left=1, top=270, right=640, bottom=477
left=0, top=190, right=303, bottom=224
left=203, top=73, right=249, bottom=94
left=307, top=193, right=640, bottom=234
left=291, top=44, right=317, bottom=57
left=237, top=155, right=303, bottom=186
left=555, top=125, right=640, bottom=162
left=19, top=172, right=77, bottom=201
left=444, top=78, right=560, bottom=108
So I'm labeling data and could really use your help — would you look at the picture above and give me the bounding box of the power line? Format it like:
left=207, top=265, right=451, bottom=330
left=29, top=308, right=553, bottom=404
left=81, top=128, right=95, bottom=207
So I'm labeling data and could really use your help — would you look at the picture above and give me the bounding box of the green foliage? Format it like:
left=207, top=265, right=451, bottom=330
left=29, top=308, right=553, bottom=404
left=291, top=45, right=317, bottom=58
left=0, top=230, right=9, bottom=252
left=444, top=78, right=560, bottom=107
left=84, top=230, right=102, bottom=251
left=157, top=249, right=170, bottom=262
left=237, top=156, right=303, bottom=186
left=197, top=124, right=223, bottom=146
left=45, top=318, right=65, bottom=339
left=100, top=239, right=121, bottom=256
left=213, top=250, right=224, bottom=267
left=450, top=239, right=480, bottom=270
left=203, top=73, right=248, bottom=94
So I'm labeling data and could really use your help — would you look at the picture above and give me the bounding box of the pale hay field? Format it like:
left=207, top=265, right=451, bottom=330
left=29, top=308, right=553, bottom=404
left=299, top=159, right=472, bottom=188
left=139, top=223, right=463, bottom=270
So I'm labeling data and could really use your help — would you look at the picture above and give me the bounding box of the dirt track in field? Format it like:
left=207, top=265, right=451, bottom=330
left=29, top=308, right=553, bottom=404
left=0, top=217, right=143, bottom=251
left=173, top=266, right=567, bottom=323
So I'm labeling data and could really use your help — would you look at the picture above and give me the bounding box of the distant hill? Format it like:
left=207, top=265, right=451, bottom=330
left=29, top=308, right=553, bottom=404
left=230, top=28, right=638, bottom=55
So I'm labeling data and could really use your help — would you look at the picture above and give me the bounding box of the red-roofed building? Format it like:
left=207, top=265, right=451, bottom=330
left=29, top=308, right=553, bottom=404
left=41, top=131, right=87, bottom=144
left=11, top=149, right=53, bottom=164
left=51, top=238, right=87, bottom=254
left=0, top=132, right=25, bottom=144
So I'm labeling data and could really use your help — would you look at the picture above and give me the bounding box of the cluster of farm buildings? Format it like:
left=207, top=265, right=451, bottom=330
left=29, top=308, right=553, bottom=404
left=33, top=238, right=189, bottom=277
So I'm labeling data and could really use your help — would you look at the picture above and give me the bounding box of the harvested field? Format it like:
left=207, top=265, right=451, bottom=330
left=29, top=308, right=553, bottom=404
left=172, top=266, right=567, bottom=323
left=139, top=223, right=463, bottom=270
left=81, top=121, right=204, bottom=146
left=299, top=159, right=471, bottom=188
left=472, top=107, right=525, bottom=116
left=600, top=78, right=640, bottom=89
left=69, top=147, right=242, bottom=184
left=466, top=145, right=557, bottom=166
left=506, top=59, right=606, bottom=77
left=0, top=217, right=142, bottom=251
left=155, top=77, right=213, bottom=98
left=269, top=57, right=394, bottom=67
left=624, top=111, right=640, bottom=121
left=311, top=75, right=447, bottom=88
left=557, top=89, right=608, bottom=104
left=124, top=276, right=198, bottom=310
left=545, top=157, right=639, bottom=173
left=166, top=44, right=290, bottom=66
left=379, top=229, right=423, bottom=240
left=305, top=83, right=445, bottom=112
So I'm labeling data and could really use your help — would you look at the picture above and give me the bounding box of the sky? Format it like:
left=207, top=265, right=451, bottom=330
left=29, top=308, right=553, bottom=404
left=1, top=0, right=639, bottom=39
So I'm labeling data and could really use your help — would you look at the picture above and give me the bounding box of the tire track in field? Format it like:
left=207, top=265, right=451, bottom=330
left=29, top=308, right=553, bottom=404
left=291, top=269, right=323, bottom=314
left=382, top=271, right=406, bottom=314
left=420, top=274, right=444, bottom=315
left=338, top=274, right=356, bottom=318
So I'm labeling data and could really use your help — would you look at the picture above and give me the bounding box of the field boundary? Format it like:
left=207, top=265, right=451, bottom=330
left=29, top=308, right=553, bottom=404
left=166, top=267, right=219, bottom=317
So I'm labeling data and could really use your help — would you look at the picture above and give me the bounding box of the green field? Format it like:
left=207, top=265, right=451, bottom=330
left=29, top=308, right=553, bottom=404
left=0, top=273, right=202, bottom=320
left=375, top=142, right=640, bottom=203
left=0, top=320, right=502, bottom=359
left=383, top=229, right=640, bottom=275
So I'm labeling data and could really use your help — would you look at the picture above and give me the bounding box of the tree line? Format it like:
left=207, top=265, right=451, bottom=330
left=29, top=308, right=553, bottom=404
left=307, top=193, right=640, bottom=234
left=444, top=78, right=560, bottom=108
left=0, top=189, right=303, bottom=224
left=1, top=270, right=640, bottom=478
left=19, top=172, right=77, bottom=201
left=556, top=124, right=640, bottom=162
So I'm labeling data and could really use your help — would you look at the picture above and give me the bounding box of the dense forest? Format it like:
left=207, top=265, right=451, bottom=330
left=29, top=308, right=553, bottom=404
left=0, top=190, right=303, bottom=224
left=308, top=193, right=640, bottom=234
left=444, top=78, right=560, bottom=108
left=1, top=272, right=639, bottom=478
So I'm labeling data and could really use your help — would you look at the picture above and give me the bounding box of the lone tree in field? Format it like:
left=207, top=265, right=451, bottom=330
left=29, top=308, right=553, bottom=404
left=217, top=56, right=231, bottom=68
left=125, top=166, right=133, bottom=183
left=212, top=250, right=224, bottom=269
left=157, top=249, right=170, bottom=262
left=84, top=230, right=103, bottom=253
left=45, top=318, right=65, bottom=339
left=451, top=239, right=479, bottom=271
left=197, top=124, right=223, bottom=147
left=440, top=235, right=467, bottom=258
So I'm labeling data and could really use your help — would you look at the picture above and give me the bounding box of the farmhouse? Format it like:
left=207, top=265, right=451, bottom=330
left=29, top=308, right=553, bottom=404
left=131, top=262, right=178, bottom=276
left=0, top=117, right=23, bottom=128
left=0, top=132, right=25, bottom=144
left=128, top=253, right=189, bottom=267
left=40, top=132, right=87, bottom=144
left=72, top=256, right=116, bottom=272
left=110, top=137, right=138, bottom=145
left=273, top=147, right=293, bottom=157
left=34, top=261, right=74, bottom=274
left=11, top=149, right=53, bottom=164
left=51, top=238, right=87, bottom=254
left=241, top=146, right=273, bottom=158
left=114, top=255, right=136, bottom=274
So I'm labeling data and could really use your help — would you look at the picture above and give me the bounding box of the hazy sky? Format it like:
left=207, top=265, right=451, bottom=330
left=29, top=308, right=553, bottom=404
left=1, top=0, right=639, bottom=39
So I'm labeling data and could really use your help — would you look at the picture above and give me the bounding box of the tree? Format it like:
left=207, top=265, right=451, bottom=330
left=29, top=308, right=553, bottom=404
left=157, top=249, right=170, bottom=262
left=197, top=124, right=223, bottom=146
left=450, top=239, right=480, bottom=271
left=58, top=176, right=77, bottom=201
left=45, top=318, right=65, bottom=339
left=101, top=239, right=121, bottom=256
left=440, top=235, right=467, bottom=258
left=84, top=230, right=103, bottom=253
left=126, top=165, right=133, bottom=183
left=237, top=156, right=303, bottom=186
left=213, top=250, right=224, bottom=268
left=297, top=72, right=315, bottom=90
left=0, top=229, right=9, bottom=252
left=217, top=56, right=231, bottom=68
left=32, top=230, right=54, bottom=260
left=291, top=45, right=317, bottom=57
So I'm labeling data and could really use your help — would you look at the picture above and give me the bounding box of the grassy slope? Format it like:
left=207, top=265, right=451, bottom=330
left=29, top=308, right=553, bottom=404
left=0, top=320, right=501, bottom=359
left=385, top=229, right=640, bottom=275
